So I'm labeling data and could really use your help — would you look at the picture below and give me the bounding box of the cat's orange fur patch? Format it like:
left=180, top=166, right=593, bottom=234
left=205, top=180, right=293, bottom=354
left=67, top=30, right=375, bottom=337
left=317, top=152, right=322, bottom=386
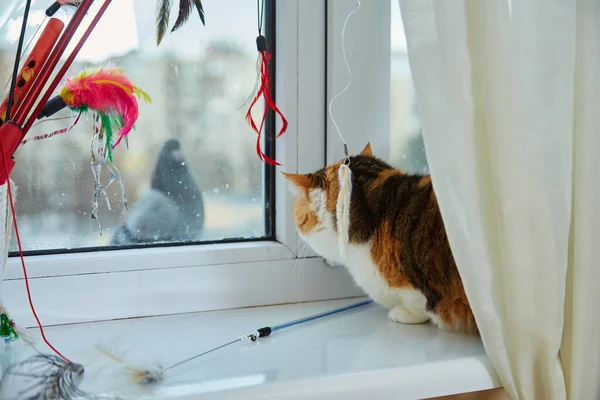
left=417, top=175, right=432, bottom=188
left=370, top=221, right=412, bottom=288
left=324, top=164, right=341, bottom=213
left=292, top=196, right=319, bottom=234
left=282, top=172, right=312, bottom=199
left=433, top=281, right=478, bottom=334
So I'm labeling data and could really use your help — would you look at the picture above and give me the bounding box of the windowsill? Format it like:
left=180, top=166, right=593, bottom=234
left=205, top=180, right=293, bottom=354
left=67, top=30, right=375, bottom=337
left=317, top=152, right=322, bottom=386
left=16, top=298, right=501, bottom=399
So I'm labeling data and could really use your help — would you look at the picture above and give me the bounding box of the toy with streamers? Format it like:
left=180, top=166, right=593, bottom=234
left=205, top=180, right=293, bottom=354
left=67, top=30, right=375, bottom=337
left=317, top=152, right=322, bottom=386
left=37, top=66, right=151, bottom=230
left=89, top=112, right=129, bottom=232
left=0, top=1, right=152, bottom=398
left=245, top=0, right=287, bottom=166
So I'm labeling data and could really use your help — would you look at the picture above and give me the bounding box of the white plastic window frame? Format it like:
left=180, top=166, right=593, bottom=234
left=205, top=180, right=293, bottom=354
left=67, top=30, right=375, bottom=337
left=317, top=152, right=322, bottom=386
left=4, top=0, right=365, bottom=328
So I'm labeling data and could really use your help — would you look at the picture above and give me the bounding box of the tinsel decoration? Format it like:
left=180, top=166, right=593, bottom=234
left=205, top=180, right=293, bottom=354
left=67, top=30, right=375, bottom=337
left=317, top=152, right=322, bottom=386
left=37, top=66, right=150, bottom=229
left=89, top=112, right=129, bottom=231
left=0, top=354, right=86, bottom=400
left=0, top=313, right=18, bottom=343
left=156, top=0, right=206, bottom=45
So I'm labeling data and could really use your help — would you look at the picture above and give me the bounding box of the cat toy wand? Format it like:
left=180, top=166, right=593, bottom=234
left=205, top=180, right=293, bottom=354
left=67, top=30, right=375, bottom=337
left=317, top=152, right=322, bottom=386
left=117, top=299, right=375, bottom=385
left=0, top=0, right=113, bottom=387
left=0, top=0, right=113, bottom=185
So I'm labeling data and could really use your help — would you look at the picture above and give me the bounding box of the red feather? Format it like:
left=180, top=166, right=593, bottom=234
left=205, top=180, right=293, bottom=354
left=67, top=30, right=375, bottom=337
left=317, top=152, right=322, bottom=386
left=60, top=67, right=150, bottom=149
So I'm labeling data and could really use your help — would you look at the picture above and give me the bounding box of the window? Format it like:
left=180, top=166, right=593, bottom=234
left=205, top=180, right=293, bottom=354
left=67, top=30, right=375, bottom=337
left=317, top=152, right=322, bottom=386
left=390, top=0, right=427, bottom=174
left=2, top=0, right=410, bottom=327
left=325, top=1, right=425, bottom=172
left=3, top=0, right=362, bottom=328
left=326, top=0, right=392, bottom=164
left=2, top=0, right=273, bottom=253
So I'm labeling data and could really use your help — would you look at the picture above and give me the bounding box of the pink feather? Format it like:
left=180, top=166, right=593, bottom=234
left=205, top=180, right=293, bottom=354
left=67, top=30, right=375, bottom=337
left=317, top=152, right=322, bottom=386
left=61, top=68, right=141, bottom=148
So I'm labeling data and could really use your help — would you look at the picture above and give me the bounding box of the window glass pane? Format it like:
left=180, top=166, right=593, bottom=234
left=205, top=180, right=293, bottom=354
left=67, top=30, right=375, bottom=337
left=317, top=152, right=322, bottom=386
left=390, top=1, right=427, bottom=174
left=0, top=0, right=272, bottom=252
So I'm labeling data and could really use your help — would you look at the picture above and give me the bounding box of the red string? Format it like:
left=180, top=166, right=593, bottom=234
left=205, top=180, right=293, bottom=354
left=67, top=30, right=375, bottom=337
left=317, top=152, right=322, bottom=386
left=0, top=135, right=71, bottom=363
left=245, top=49, right=288, bottom=166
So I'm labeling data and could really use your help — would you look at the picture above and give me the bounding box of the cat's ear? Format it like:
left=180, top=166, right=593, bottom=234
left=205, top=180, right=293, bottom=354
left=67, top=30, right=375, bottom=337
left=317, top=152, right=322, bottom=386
left=282, top=172, right=312, bottom=199
left=360, top=142, right=373, bottom=156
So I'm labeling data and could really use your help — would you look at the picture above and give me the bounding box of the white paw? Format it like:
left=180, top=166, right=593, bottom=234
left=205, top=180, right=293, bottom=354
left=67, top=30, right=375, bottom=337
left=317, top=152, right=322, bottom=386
left=388, top=305, right=429, bottom=324
left=325, top=259, right=343, bottom=268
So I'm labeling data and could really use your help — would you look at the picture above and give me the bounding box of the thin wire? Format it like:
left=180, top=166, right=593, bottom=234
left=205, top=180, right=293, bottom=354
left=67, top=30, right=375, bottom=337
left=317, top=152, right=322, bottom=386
left=29, top=114, right=77, bottom=129
left=0, top=0, right=72, bottom=362
left=164, top=338, right=241, bottom=372
left=327, top=0, right=361, bottom=159
left=2, top=17, right=47, bottom=92
left=256, top=0, right=265, bottom=34
left=6, top=0, right=33, bottom=122
left=162, top=299, right=373, bottom=373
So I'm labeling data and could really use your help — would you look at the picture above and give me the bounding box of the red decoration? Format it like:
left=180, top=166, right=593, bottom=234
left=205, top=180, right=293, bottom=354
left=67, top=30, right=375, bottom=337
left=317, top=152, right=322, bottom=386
left=245, top=34, right=288, bottom=165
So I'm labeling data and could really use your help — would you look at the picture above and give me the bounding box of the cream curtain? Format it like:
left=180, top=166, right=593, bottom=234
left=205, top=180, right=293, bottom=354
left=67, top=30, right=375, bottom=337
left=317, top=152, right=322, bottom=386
left=398, top=0, right=600, bottom=399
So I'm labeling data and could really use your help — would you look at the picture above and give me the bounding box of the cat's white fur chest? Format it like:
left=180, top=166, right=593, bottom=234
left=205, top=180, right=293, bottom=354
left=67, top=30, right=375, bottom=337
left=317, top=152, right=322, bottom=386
left=344, top=241, right=426, bottom=312
left=299, top=188, right=429, bottom=323
left=300, top=228, right=427, bottom=314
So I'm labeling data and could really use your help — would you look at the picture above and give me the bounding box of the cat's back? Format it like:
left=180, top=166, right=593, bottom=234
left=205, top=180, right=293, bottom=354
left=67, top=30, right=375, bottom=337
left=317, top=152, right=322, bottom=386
left=347, top=157, right=476, bottom=333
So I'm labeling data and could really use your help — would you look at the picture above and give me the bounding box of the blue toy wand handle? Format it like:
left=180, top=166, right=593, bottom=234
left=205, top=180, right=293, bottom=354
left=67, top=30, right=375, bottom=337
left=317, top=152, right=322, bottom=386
left=245, top=299, right=373, bottom=341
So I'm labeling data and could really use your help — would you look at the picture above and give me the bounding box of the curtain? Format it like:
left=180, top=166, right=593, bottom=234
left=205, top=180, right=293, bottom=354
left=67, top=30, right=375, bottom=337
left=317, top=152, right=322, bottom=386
left=398, top=0, right=600, bottom=399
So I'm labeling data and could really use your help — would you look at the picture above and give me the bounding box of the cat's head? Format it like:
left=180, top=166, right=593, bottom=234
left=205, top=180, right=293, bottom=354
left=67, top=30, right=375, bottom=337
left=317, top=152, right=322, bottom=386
left=282, top=143, right=394, bottom=264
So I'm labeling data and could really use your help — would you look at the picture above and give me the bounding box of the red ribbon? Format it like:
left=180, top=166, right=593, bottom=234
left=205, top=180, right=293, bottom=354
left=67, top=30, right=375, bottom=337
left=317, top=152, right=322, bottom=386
left=245, top=49, right=288, bottom=166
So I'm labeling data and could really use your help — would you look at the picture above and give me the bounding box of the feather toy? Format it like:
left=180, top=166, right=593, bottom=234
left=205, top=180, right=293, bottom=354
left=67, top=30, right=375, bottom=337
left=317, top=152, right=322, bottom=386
left=156, top=0, right=205, bottom=45
left=94, top=300, right=373, bottom=387
left=245, top=0, right=288, bottom=165
left=60, top=66, right=151, bottom=149
left=39, top=66, right=151, bottom=160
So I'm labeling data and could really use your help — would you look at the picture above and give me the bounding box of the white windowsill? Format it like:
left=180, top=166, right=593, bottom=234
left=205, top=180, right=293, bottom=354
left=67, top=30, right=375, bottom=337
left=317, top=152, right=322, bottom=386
left=13, top=298, right=501, bottom=399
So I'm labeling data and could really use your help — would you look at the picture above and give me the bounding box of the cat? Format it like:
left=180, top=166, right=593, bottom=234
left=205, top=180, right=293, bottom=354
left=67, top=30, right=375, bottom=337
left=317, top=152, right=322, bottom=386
left=283, top=143, right=477, bottom=334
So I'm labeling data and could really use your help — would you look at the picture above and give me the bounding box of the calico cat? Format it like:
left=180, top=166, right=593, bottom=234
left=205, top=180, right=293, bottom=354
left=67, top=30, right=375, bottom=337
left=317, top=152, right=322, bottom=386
left=283, top=143, right=477, bottom=334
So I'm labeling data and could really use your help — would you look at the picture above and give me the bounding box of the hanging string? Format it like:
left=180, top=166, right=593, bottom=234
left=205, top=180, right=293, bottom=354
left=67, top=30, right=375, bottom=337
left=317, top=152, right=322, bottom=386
left=2, top=17, right=48, bottom=92
left=256, top=0, right=265, bottom=35
left=28, top=114, right=78, bottom=130
left=327, top=0, right=361, bottom=161
left=0, top=135, right=71, bottom=363
left=245, top=0, right=288, bottom=166
left=328, top=0, right=361, bottom=257
left=0, top=0, right=71, bottom=363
